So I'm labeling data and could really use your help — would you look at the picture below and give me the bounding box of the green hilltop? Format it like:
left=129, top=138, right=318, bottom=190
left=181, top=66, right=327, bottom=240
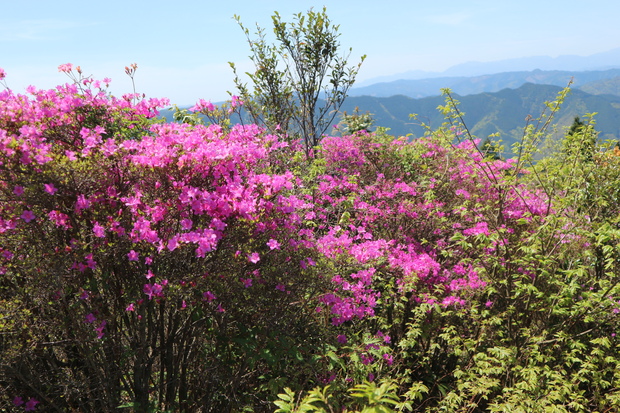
left=340, top=83, right=620, bottom=151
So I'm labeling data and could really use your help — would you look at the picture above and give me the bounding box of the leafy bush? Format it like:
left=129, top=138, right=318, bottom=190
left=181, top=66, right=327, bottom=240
left=1, top=67, right=619, bottom=413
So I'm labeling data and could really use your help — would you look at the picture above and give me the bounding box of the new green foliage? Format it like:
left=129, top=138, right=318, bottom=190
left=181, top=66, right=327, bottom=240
left=230, top=7, right=365, bottom=154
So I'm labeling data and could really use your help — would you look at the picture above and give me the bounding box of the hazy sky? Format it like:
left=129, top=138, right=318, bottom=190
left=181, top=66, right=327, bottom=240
left=2, top=0, right=620, bottom=105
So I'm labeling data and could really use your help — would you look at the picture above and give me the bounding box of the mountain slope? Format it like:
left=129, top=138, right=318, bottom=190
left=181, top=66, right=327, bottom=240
left=579, top=76, right=620, bottom=96
left=340, top=83, right=620, bottom=150
left=159, top=84, right=620, bottom=155
left=355, top=47, right=620, bottom=86
left=349, top=69, right=620, bottom=99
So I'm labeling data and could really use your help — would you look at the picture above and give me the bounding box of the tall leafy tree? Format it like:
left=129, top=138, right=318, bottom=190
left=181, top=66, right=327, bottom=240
left=230, top=7, right=365, bottom=154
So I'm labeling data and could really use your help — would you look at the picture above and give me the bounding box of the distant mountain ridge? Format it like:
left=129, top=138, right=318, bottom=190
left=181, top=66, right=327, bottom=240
left=339, top=83, right=620, bottom=151
left=160, top=82, right=620, bottom=154
left=355, top=47, right=620, bottom=86
left=349, top=68, right=620, bottom=99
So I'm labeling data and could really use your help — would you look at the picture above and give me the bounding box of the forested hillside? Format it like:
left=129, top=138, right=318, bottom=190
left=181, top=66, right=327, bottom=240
left=341, top=83, right=620, bottom=150
left=349, top=68, right=620, bottom=98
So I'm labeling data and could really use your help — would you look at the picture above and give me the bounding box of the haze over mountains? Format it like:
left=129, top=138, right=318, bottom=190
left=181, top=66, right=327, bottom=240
left=340, top=48, right=620, bottom=153
left=340, top=83, right=620, bottom=148
left=355, top=47, right=620, bottom=87
left=349, top=68, right=620, bottom=99
left=164, top=48, right=620, bottom=155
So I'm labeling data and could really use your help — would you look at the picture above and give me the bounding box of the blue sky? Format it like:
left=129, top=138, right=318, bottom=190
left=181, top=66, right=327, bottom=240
left=2, top=0, right=620, bottom=106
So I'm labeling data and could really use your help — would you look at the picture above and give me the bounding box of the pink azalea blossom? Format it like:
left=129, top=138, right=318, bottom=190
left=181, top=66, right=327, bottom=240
left=383, top=353, right=394, bottom=365
left=189, top=99, right=215, bottom=112
left=180, top=218, right=193, bottom=230
left=95, top=320, right=106, bottom=339
left=247, top=252, right=260, bottom=264
left=143, top=283, right=163, bottom=300
left=2, top=250, right=14, bottom=260
left=93, top=222, right=105, bottom=238
left=127, top=250, right=139, bottom=261
left=267, top=238, right=281, bottom=250
left=58, top=63, right=73, bottom=73
left=25, top=397, right=40, bottom=411
left=21, top=210, right=35, bottom=222
left=44, top=183, right=58, bottom=195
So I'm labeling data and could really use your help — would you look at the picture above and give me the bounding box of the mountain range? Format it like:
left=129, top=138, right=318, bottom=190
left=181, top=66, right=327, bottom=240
left=339, top=82, right=620, bottom=151
left=355, top=47, right=620, bottom=86
left=349, top=69, right=620, bottom=99
left=160, top=49, right=620, bottom=155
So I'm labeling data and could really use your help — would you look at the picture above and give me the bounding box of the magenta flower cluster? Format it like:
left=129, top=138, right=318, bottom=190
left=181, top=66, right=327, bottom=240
left=0, top=66, right=557, bottom=408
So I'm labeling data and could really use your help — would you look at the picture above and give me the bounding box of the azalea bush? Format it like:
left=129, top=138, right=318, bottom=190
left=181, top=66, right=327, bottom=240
left=1, top=66, right=620, bottom=413
left=0, top=66, right=335, bottom=412
left=276, top=94, right=620, bottom=412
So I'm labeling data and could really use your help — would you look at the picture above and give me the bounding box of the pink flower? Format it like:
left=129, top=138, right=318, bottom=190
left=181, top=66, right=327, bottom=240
left=376, top=331, right=391, bottom=343
left=230, top=95, right=243, bottom=108
left=247, top=252, right=260, bottom=264
left=25, top=397, right=40, bottom=411
left=241, top=278, right=252, bottom=288
left=180, top=218, right=193, bottom=230
left=126, top=303, right=135, bottom=312
left=13, top=396, right=24, bottom=407
left=143, top=283, right=163, bottom=299
left=95, top=320, right=106, bottom=339
left=93, top=222, right=105, bottom=238
left=44, top=183, right=57, bottom=195
left=65, top=150, right=77, bottom=161
left=189, top=99, right=215, bottom=112
left=276, top=283, right=286, bottom=292
left=337, top=334, right=347, bottom=344
left=58, top=63, right=73, bottom=73
left=127, top=250, right=139, bottom=261
left=203, top=291, right=216, bottom=302
left=360, top=354, right=374, bottom=365
left=13, top=185, right=24, bottom=196
left=85, top=313, right=96, bottom=324
left=0, top=67, right=5, bottom=80
left=383, top=353, right=394, bottom=365
left=75, top=194, right=90, bottom=213
left=48, top=210, right=71, bottom=229
left=21, top=210, right=35, bottom=222
left=267, top=239, right=281, bottom=250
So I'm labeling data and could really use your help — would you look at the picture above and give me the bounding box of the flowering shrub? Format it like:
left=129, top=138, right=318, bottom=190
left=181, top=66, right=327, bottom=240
left=0, top=67, right=331, bottom=411
left=1, top=68, right=619, bottom=412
